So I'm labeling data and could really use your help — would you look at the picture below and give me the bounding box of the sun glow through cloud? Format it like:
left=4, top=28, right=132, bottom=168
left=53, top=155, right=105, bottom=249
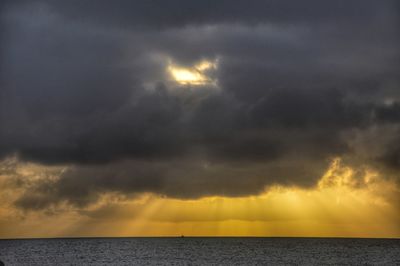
left=167, top=59, right=218, bottom=86
left=0, top=157, right=399, bottom=238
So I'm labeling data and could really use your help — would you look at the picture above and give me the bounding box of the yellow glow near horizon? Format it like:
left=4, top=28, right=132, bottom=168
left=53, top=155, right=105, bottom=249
left=167, top=59, right=217, bottom=86
left=0, top=157, right=399, bottom=238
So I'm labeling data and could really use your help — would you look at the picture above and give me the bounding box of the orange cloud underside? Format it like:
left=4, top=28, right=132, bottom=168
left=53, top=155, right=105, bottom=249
left=0, top=158, right=399, bottom=238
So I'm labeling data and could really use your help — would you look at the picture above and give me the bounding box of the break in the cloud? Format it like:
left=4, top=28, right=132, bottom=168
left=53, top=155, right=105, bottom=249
left=0, top=0, right=399, bottom=217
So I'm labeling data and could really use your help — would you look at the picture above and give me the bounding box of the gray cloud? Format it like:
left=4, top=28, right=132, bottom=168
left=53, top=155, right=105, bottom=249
left=1, top=0, right=399, bottom=209
left=14, top=157, right=328, bottom=210
left=9, top=0, right=388, bottom=30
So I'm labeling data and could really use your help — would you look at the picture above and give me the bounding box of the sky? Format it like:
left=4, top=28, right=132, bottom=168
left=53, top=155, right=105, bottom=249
left=0, top=0, right=399, bottom=238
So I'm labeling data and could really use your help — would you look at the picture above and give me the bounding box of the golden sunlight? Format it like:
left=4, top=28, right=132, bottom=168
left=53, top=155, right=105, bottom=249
left=0, top=157, right=399, bottom=238
left=167, top=59, right=218, bottom=86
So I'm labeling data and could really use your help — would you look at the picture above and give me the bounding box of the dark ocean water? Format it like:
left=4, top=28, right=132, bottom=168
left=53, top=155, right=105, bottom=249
left=0, top=237, right=399, bottom=265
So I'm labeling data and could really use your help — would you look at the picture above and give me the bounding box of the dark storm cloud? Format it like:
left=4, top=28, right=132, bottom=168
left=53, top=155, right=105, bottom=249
left=376, top=103, right=400, bottom=123
left=7, top=0, right=385, bottom=30
left=14, top=157, right=328, bottom=210
left=1, top=0, right=400, bottom=209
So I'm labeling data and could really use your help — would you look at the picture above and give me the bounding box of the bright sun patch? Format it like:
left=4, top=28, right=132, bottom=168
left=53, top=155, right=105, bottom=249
left=167, top=59, right=218, bottom=86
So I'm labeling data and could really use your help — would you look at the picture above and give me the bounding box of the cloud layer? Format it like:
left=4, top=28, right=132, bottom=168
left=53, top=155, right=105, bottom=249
left=0, top=0, right=399, bottom=209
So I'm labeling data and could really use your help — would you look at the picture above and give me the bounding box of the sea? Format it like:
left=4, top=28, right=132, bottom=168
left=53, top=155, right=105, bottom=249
left=0, top=237, right=399, bottom=265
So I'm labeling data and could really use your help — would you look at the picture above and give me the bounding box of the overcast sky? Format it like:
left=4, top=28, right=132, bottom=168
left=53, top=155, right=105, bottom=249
left=0, top=0, right=399, bottom=212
